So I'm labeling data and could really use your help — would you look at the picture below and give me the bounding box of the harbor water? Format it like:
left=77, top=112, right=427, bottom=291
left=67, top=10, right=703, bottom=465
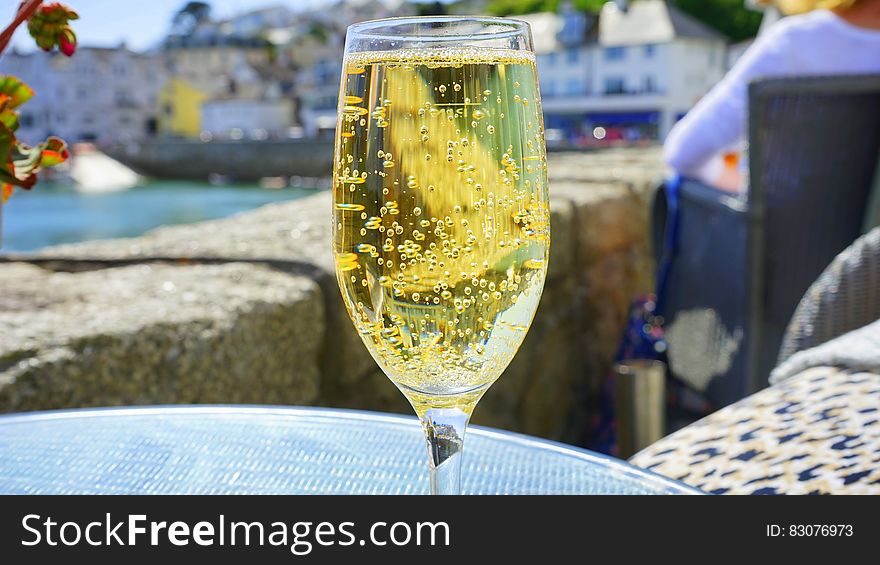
left=1, top=181, right=320, bottom=253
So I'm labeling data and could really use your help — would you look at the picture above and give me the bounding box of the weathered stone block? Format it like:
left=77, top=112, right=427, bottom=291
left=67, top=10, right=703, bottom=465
left=0, top=263, right=323, bottom=411
left=33, top=192, right=382, bottom=407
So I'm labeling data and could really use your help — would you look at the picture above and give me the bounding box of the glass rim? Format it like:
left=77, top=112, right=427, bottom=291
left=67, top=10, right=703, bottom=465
left=346, top=15, right=531, bottom=43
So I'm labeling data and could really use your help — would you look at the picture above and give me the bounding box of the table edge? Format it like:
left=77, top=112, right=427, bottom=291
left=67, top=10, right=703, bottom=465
left=0, top=404, right=703, bottom=494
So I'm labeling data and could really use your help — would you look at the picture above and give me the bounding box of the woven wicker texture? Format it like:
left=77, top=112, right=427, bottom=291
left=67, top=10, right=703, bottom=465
left=0, top=406, right=698, bottom=495
left=746, top=75, right=880, bottom=391
left=778, top=228, right=880, bottom=363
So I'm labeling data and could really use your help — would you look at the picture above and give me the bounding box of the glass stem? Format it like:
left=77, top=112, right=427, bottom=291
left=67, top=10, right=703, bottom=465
left=421, top=408, right=470, bottom=495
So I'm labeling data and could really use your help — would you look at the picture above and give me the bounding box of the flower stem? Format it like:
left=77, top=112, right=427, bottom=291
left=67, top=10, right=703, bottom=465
left=0, top=0, right=44, bottom=55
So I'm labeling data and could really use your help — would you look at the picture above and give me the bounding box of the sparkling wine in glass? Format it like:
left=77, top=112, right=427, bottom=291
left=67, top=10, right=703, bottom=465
left=332, top=16, right=549, bottom=494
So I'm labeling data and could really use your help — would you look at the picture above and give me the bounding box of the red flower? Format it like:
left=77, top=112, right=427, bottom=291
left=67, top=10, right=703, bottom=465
left=58, top=27, right=76, bottom=56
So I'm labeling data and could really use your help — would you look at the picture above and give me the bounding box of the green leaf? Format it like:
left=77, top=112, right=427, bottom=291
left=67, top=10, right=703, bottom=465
left=0, top=76, right=34, bottom=109
left=0, top=122, right=17, bottom=185
left=0, top=106, right=20, bottom=132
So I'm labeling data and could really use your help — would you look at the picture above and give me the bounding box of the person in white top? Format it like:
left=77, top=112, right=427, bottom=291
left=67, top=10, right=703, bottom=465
left=663, top=0, right=880, bottom=191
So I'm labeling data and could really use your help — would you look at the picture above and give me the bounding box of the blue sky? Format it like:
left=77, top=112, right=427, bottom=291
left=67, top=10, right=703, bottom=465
left=8, top=0, right=438, bottom=52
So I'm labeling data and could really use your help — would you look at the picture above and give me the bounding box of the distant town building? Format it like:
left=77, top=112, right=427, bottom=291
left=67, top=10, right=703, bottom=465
left=157, top=50, right=298, bottom=139
left=285, top=31, right=344, bottom=137
left=523, top=0, right=728, bottom=142
left=157, top=77, right=208, bottom=138
left=221, top=5, right=298, bottom=39
left=2, top=46, right=164, bottom=144
left=158, top=6, right=306, bottom=138
left=281, top=0, right=416, bottom=137
left=162, top=39, right=274, bottom=101
left=201, top=97, right=294, bottom=138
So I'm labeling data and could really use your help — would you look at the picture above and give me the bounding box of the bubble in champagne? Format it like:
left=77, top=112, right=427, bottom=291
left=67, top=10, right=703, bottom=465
left=343, top=105, right=369, bottom=116
left=336, top=203, right=365, bottom=211
left=337, top=253, right=359, bottom=272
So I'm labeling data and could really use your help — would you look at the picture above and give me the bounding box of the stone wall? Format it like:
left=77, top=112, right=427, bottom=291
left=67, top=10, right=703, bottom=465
left=0, top=147, right=664, bottom=444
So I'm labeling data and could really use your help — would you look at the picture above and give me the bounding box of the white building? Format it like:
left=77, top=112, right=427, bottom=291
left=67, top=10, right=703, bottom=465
left=1, top=46, right=164, bottom=145
left=525, top=0, right=728, bottom=142
left=201, top=98, right=294, bottom=137
left=1, top=47, right=164, bottom=145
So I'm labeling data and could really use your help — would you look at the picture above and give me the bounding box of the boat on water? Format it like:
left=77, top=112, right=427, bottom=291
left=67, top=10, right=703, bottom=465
left=69, top=143, right=142, bottom=193
left=104, top=137, right=336, bottom=183
left=35, top=143, right=141, bottom=193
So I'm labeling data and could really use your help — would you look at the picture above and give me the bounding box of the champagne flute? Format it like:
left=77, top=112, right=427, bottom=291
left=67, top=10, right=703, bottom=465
left=332, top=16, right=550, bottom=495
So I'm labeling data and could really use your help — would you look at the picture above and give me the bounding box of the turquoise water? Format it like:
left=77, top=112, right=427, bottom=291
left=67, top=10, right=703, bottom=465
left=1, top=181, right=318, bottom=253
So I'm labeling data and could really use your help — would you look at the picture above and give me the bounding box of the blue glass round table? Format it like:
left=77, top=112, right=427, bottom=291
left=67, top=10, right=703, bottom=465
left=0, top=406, right=699, bottom=495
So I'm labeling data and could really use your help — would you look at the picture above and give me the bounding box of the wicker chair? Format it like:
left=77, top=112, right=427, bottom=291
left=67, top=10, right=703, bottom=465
left=776, top=227, right=880, bottom=366
left=631, top=229, right=880, bottom=494
left=745, top=75, right=880, bottom=392
left=655, top=74, right=880, bottom=409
